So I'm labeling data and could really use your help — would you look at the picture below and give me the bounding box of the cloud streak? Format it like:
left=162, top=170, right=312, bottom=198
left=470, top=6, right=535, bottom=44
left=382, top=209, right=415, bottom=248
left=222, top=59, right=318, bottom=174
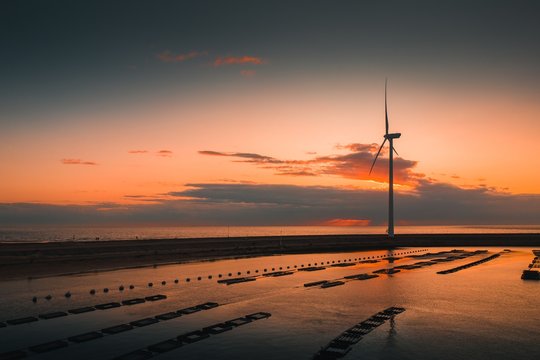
left=61, top=159, right=97, bottom=165
left=156, top=150, right=173, bottom=157
left=199, top=143, right=420, bottom=184
left=156, top=50, right=207, bottom=63
left=128, top=150, right=173, bottom=157
left=214, top=56, right=264, bottom=67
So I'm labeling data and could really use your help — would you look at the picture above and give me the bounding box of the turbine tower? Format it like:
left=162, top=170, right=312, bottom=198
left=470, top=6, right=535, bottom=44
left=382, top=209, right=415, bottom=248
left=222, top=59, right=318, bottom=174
left=369, top=79, right=401, bottom=238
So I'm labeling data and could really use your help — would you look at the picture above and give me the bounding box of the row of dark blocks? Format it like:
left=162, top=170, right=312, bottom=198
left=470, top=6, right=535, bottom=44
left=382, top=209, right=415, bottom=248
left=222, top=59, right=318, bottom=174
left=0, top=294, right=167, bottom=328
left=303, top=250, right=482, bottom=290
left=0, top=300, right=220, bottom=360
left=216, top=260, right=382, bottom=285
left=307, top=251, right=483, bottom=289
left=216, top=250, right=465, bottom=288
left=308, top=273, right=380, bottom=289
left=521, top=250, right=540, bottom=280
left=113, top=311, right=272, bottom=360
left=398, top=249, right=485, bottom=270
left=437, top=253, right=501, bottom=274
left=217, top=249, right=478, bottom=287
left=313, top=307, right=406, bottom=359
left=25, top=249, right=426, bottom=303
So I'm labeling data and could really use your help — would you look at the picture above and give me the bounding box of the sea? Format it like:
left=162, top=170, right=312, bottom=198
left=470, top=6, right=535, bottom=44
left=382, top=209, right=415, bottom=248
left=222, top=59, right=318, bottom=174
left=0, top=225, right=539, bottom=243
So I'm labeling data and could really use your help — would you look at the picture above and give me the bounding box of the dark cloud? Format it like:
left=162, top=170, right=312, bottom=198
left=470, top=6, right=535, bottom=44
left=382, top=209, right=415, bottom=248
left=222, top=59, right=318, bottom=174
left=198, top=150, right=228, bottom=157
left=317, top=152, right=419, bottom=184
left=123, top=195, right=167, bottom=202
left=213, top=56, right=265, bottom=67
left=336, top=143, right=380, bottom=153
left=61, top=159, right=97, bottom=165
left=2, top=182, right=538, bottom=226
left=199, top=150, right=279, bottom=163
left=128, top=150, right=173, bottom=157
left=401, top=180, right=540, bottom=224
left=199, top=144, right=420, bottom=184
left=156, top=50, right=207, bottom=63
left=156, top=150, right=173, bottom=157
left=169, top=183, right=377, bottom=208
left=275, top=170, right=317, bottom=177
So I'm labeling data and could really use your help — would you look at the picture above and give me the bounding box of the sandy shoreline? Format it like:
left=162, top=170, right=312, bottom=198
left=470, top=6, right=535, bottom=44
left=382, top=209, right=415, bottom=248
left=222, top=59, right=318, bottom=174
left=1, top=233, right=539, bottom=280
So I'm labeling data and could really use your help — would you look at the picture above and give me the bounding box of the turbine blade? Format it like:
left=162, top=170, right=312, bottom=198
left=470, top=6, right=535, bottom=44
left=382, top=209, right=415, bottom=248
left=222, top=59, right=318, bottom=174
left=369, top=139, right=387, bottom=175
left=393, top=146, right=399, bottom=156
left=385, top=78, right=389, bottom=135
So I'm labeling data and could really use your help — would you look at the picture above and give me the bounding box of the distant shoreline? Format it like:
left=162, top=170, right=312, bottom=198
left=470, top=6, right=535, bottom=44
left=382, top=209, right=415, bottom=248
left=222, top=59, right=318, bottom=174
left=1, top=233, right=538, bottom=280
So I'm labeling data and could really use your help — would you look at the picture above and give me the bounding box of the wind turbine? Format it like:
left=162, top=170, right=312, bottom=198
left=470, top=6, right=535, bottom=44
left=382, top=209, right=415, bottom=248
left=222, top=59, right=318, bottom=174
left=369, top=79, right=401, bottom=238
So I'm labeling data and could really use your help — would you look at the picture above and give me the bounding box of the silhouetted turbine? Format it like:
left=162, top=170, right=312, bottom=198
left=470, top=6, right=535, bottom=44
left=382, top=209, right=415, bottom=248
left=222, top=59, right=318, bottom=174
left=369, top=79, right=401, bottom=238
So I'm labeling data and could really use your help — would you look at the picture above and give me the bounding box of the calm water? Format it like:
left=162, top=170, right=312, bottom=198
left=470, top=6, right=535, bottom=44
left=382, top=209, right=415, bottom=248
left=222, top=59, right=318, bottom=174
left=0, top=247, right=538, bottom=359
left=1, top=225, right=540, bottom=243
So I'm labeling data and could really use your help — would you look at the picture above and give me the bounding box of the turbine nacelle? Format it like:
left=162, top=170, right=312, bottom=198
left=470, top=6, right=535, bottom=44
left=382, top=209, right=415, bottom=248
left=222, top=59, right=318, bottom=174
left=384, top=133, right=401, bottom=139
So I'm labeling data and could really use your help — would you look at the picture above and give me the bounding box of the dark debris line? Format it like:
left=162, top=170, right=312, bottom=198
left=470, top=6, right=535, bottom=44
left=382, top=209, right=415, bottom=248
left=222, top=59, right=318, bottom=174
left=1, top=294, right=167, bottom=328
left=437, top=252, right=502, bottom=274
left=215, top=249, right=429, bottom=286
left=313, top=307, right=406, bottom=359
left=0, top=299, right=221, bottom=360
left=305, top=249, right=488, bottom=290
left=112, top=312, right=272, bottom=360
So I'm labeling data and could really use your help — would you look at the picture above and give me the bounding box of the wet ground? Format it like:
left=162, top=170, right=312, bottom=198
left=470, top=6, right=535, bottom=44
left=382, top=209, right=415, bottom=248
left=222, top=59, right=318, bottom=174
left=0, top=247, right=538, bottom=359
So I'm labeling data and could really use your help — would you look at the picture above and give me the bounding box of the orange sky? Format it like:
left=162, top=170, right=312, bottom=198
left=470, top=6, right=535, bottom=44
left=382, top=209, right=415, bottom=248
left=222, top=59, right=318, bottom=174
left=3, top=1, right=540, bottom=227
left=1, top=76, right=539, bottom=207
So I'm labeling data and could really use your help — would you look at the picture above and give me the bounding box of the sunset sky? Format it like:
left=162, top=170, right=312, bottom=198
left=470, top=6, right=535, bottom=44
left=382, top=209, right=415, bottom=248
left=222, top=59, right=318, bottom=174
left=1, top=0, right=539, bottom=226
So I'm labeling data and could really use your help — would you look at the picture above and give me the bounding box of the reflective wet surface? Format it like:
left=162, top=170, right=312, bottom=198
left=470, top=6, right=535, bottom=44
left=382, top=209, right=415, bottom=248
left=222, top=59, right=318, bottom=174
left=1, top=247, right=539, bottom=359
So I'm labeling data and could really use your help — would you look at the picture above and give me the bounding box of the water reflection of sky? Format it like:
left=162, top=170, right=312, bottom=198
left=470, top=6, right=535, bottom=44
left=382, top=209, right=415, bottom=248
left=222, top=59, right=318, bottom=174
left=1, top=248, right=539, bottom=359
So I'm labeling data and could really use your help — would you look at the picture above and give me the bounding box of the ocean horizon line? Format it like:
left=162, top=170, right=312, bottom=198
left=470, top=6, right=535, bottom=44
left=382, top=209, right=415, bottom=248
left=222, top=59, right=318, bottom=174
left=1, top=224, right=540, bottom=244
